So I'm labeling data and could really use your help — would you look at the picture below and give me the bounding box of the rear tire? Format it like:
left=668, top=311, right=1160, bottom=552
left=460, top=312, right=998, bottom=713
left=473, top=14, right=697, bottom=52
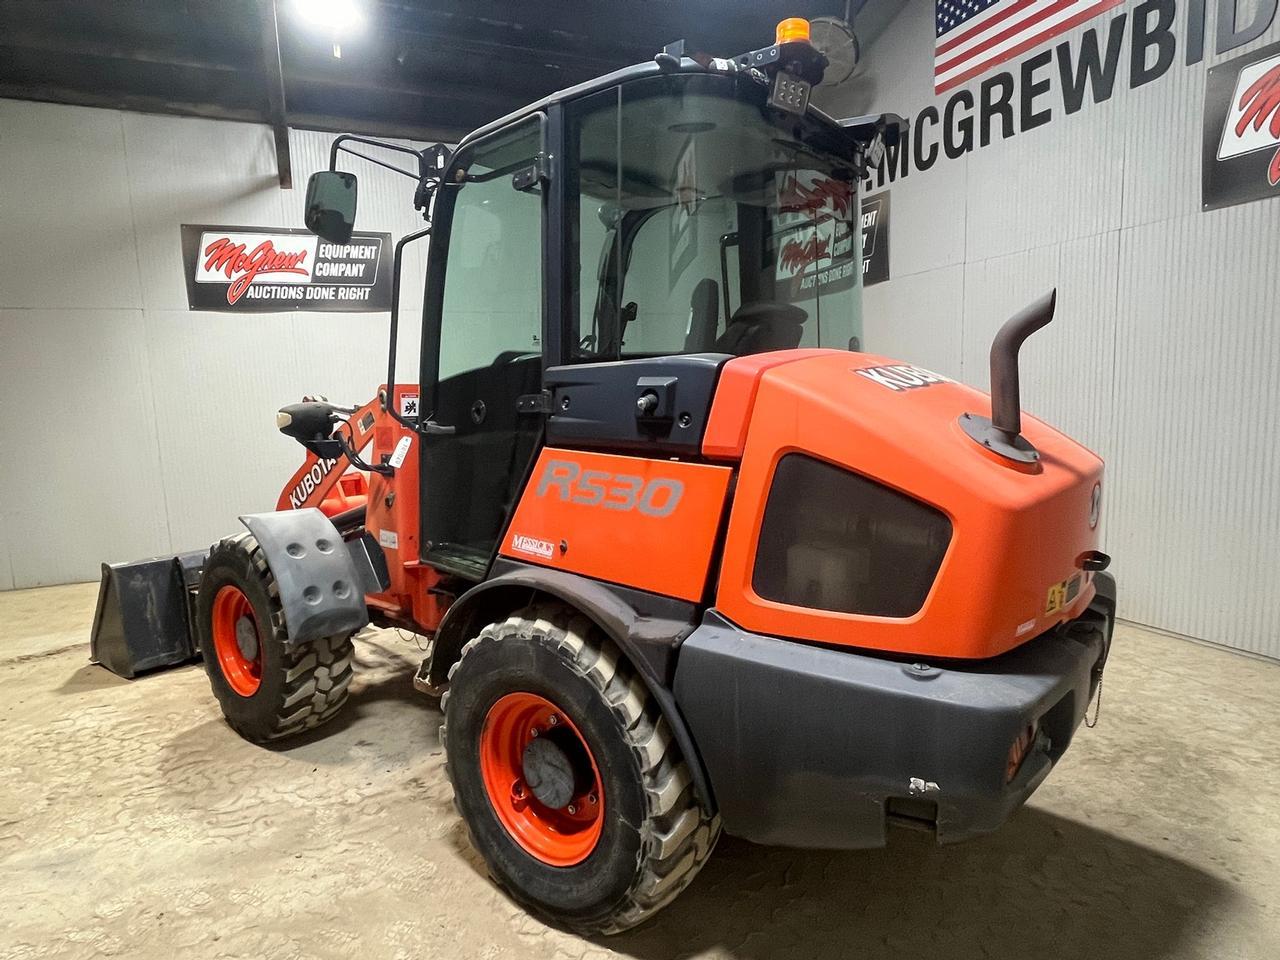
left=197, top=532, right=355, bottom=743
left=441, top=603, right=719, bottom=935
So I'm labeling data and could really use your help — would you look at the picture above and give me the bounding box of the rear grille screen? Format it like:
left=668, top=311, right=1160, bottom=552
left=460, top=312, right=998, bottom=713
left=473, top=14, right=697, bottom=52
left=752, top=454, right=952, bottom=618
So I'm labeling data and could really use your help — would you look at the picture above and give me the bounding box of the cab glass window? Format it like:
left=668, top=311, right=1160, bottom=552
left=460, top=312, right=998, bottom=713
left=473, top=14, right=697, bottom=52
left=568, top=75, right=863, bottom=361
left=438, top=125, right=543, bottom=381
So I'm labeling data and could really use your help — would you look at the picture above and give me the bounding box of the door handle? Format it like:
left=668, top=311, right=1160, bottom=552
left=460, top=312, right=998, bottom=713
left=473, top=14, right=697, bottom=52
left=420, top=420, right=456, bottom=436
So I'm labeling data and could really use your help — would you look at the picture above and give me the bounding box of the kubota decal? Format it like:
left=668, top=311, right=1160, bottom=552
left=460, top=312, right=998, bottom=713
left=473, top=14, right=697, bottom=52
left=536, top=460, right=684, bottom=518
left=854, top=364, right=950, bottom=391
left=289, top=457, right=340, bottom=509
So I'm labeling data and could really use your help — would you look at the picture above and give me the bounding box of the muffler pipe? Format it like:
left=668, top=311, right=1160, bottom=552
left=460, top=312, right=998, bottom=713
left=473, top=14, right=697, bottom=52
left=990, top=288, right=1056, bottom=439
left=959, top=288, right=1056, bottom=464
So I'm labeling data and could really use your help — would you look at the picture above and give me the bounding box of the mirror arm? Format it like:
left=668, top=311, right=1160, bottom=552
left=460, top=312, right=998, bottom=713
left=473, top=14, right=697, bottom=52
left=382, top=225, right=433, bottom=431
left=338, top=147, right=419, bottom=180
left=328, top=134, right=424, bottom=179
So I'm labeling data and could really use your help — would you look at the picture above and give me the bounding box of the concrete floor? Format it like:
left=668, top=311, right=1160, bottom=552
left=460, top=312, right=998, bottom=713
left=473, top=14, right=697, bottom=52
left=1, top=583, right=1277, bottom=960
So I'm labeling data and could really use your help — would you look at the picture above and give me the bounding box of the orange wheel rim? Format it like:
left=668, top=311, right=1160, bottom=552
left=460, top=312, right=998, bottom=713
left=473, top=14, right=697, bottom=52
left=479, top=692, right=604, bottom=866
left=210, top=585, right=262, bottom=697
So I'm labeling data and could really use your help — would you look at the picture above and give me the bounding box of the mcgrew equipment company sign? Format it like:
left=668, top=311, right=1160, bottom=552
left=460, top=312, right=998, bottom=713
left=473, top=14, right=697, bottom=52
left=180, top=224, right=394, bottom=313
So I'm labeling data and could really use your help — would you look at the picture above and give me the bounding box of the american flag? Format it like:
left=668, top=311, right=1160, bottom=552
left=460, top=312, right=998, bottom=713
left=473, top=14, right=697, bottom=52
left=935, top=0, right=1125, bottom=94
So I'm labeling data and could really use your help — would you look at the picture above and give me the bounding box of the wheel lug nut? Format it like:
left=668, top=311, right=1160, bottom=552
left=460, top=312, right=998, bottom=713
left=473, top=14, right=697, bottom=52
left=567, top=804, right=576, bottom=814
left=548, top=714, right=559, bottom=726
left=530, top=728, right=539, bottom=738
left=588, top=793, right=598, bottom=805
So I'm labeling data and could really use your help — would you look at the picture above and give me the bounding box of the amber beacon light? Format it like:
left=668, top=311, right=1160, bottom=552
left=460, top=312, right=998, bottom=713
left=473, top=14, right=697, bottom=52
left=775, top=17, right=811, bottom=44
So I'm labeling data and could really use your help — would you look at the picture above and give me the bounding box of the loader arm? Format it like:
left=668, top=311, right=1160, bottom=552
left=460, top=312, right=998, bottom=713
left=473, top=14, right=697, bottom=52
left=275, top=395, right=384, bottom=513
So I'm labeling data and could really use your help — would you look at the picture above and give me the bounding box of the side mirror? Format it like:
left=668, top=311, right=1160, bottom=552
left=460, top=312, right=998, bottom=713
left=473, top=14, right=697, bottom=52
left=304, top=171, right=358, bottom=244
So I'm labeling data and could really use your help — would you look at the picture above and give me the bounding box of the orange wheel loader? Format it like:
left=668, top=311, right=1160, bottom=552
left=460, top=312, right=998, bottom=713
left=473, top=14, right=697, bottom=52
left=96, top=19, right=1115, bottom=935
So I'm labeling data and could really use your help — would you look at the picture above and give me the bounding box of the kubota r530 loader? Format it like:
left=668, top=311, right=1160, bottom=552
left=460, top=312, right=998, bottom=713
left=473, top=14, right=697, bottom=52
left=104, top=19, right=1117, bottom=934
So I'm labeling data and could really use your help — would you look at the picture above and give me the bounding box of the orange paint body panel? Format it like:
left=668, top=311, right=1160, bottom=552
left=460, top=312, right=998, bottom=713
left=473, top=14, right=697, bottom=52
left=501, top=449, right=733, bottom=603
left=701, top=349, right=831, bottom=460
left=362, top=385, right=448, bottom=632
left=318, top=473, right=368, bottom=518
left=713, top=351, right=1104, bottom=660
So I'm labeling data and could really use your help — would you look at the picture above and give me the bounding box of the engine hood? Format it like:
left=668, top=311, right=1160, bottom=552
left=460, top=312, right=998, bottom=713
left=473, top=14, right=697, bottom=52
left=707, top=350, right=1105, bottom=659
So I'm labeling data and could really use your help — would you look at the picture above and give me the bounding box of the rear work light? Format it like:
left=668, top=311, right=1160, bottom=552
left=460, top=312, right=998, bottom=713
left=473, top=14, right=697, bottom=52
left=1006, top=722, right=1039, bottom=783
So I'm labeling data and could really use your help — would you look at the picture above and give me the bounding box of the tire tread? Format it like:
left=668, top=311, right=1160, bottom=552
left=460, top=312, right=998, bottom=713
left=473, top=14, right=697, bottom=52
left=440, top=602, right=720, bottom=935
left=202, top=533, right=355, bottom=742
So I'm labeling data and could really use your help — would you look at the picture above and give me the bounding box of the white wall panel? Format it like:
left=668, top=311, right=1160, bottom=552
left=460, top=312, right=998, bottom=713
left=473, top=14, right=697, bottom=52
left=963, top=94, right=1127, bottom=261
left=121, top=113, right=285, bottom=312
left=861, top=263, right=966, bottom=378
left=1110, top=204, right=1280, bottom=658
left=141, top=308, right=313, bottom=552
left=0, top=309, right=168, bottom=587
left=0, top=515, right=15, bottom=591
left=0, top=99, right=434, bottom=585
left=870, top=166, right=970, bottom=278
left=0, top=101, right=142, bottom=310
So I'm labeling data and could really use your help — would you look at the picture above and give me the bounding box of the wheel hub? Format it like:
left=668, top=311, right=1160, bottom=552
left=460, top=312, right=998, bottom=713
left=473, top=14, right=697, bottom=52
left=478, top=691, right=605, bottom=866
left=210, top=585, right=263, bottom=697
left=521, top=736, right=575, bottom=809
left=235, top=616, right=259, bottom=661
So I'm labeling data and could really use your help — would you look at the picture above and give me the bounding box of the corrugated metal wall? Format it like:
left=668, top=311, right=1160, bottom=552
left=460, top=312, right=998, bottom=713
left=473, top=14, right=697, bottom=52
left=818, top=0, right=1280, bottom=658
left=0, top=99, right=432, bottom=589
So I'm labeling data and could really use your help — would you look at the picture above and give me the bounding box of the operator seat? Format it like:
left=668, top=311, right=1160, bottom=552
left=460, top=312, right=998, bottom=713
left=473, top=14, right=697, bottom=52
left=683, top=278, right=720, bottom=352
left=713, top=301, right=807, bottom=356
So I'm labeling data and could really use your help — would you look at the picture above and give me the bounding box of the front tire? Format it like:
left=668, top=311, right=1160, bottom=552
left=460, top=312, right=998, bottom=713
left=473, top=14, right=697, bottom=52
left=441, top=604, right=719, bottom=935
left=197, top=532, right=355, bottom=743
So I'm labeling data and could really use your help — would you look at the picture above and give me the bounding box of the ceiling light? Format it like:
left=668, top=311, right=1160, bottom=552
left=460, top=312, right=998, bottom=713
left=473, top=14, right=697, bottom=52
left=291, top=0, right=365, bottom=34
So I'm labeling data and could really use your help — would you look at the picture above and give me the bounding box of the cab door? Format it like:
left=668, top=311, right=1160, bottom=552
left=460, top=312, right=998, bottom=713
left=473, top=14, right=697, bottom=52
left=419, top=119, right=545, bottom=579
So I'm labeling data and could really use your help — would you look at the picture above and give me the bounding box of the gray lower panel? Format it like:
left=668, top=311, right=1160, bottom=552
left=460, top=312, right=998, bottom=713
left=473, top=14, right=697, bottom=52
left=674, top=608, right=1109, bottom=849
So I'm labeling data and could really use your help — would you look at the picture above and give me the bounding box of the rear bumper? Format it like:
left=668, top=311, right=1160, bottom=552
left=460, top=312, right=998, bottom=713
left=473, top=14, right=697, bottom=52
left=673, top=573, right=1115, bottom=849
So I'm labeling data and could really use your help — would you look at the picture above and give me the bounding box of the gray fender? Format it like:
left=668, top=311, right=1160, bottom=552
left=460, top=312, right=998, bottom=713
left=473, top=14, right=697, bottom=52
left=427, top=564, right=716, bottom=814
left=239, top=509, right=370, bottom=645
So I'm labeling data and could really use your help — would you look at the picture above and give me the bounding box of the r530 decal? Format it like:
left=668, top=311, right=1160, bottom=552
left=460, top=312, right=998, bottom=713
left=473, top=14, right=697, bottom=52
left=536, top=459, right=684, bottom=517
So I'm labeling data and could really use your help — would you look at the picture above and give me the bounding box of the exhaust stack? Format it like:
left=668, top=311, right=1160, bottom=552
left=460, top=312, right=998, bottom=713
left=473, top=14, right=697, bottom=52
left=959, top=289, right=1057, bottom=464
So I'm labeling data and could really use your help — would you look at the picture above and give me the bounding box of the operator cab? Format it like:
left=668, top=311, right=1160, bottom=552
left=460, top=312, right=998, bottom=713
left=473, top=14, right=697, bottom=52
left=302, top=29, right=899, bottom=581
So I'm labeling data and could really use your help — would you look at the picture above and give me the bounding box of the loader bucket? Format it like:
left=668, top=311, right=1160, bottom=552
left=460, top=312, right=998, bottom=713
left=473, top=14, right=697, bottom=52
left=89, top=551, right=206, bottom=678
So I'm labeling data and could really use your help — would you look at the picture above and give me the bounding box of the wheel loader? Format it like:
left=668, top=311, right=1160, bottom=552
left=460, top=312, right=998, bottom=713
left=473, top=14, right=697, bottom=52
left=91, top=19, right=1115, bottom=934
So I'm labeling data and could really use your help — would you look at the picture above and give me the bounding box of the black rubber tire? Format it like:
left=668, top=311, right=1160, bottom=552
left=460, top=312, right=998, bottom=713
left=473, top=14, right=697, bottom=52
left=441, top=602, right=720, bottom=935
left=197, top=531, right=355, bottom=743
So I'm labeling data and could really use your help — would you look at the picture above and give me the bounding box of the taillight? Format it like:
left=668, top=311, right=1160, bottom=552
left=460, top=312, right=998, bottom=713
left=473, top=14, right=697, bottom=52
left=1005, top=722, right=1038, bottom=783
